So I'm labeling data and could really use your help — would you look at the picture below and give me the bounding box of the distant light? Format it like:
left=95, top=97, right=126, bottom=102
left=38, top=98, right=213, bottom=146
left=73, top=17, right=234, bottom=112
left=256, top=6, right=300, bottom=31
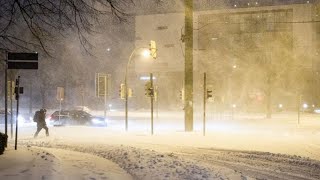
left=307, top=1, right=310, bottom=3
left=278, top=104, right=283, bottom=108
left=312, top=104, right=315, bottom=108
left=255, top=2, right=258, bottom=5
left=232, top=104, right=236, bottom=108
left=109, top=104, right=112, bottom=107
left=211, top=37, right=218, bottom=41
left=234, top=4, right=237, bottom=7
left=107, top=48, right=111, bottom=52
left=247, top=3, right=250, bottom=6
left=303, top=103, right=308, bottom=109
left=142, top=49, right=150, bottom=57
left=140, top=76, right=156, bottom=80
left=233, top=65, right=237, bottom=69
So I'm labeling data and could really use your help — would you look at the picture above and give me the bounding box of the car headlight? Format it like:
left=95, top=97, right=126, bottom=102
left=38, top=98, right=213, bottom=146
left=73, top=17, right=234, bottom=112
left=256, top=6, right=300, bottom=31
left=91, top=118, right=107, bottom=124
left=18, top=115, right=25, bottom=123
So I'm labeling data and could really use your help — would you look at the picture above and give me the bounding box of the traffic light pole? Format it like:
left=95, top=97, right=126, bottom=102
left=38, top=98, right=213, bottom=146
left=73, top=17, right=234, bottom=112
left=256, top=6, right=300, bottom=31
left=104, top=76, right=107, bottom=120
left=125, top=47, right=144, bottom=131
left=203, top=73, right=206, bottom=136
left=150, top=73, right=154, bottom=135
left=15, top=76, right=20, bottom=150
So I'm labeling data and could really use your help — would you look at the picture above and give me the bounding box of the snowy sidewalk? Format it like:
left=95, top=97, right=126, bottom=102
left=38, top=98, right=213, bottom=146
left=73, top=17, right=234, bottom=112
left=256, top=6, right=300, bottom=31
left=0, top=146, right=132, bottom=180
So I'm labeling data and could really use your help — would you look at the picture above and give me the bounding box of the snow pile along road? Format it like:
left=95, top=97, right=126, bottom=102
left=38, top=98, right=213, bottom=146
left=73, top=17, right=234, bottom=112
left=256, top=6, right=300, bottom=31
left=0, top=146, right=132, bottom=180
left=22, top=140, right=253, bottom=180
left=23, top=139, right=320, bottom=180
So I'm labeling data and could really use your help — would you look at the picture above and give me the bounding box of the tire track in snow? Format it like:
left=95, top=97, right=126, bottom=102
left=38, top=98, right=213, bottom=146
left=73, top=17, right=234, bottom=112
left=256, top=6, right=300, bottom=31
left=175, top=147, right=320, bottom=180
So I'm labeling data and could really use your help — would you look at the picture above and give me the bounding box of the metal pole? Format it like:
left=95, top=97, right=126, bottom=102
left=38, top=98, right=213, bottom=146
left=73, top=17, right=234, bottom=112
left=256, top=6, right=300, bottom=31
left=298, top=94, right=301, bottom=124
left=150, top=73, right=154, bottom=135
left=29, top=81, right=33, bottom=125
left=156, top=86, right=158, bottom=120
left=203, top=73, right=206, bottom=136
left=15, top=76, right=20, bottom=150
left=5, top=52, right=8, bottom=137
left=125, top=47, right=144, bottom=131
left=59, top=99, right=62, bottom=121
left=104, top=76, right=107, bottom=120
left=125, top=69, right=128, bottom=131
left=10, top=81, right=13, bottom=139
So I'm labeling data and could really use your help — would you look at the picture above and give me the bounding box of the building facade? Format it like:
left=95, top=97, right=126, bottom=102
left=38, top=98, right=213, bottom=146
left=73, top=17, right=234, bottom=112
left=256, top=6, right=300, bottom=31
left=134, top=1, right=320, bottom=111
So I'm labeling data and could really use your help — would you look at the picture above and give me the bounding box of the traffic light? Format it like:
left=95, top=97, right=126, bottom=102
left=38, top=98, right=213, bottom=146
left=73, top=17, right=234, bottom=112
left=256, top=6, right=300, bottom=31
left=149, top=40, right=157, bottom=59
left=179, top=88, right=184, bottom=101
left=144, top=81, right=153, bottom=97
left=119, top=84, right=125, bottom=99
left=128, top=88, right=133, bottom=98
left=206, top=89, right=213, bottom=99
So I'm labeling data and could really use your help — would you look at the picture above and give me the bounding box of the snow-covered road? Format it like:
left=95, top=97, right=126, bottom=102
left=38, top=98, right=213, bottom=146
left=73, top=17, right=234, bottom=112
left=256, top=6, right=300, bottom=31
left=2, top=111, right=320, bottom=179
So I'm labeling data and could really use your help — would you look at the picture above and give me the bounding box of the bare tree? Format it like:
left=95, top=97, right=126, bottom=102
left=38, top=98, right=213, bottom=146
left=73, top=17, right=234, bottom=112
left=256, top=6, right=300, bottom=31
left=0, top=0, right=133, bottom=54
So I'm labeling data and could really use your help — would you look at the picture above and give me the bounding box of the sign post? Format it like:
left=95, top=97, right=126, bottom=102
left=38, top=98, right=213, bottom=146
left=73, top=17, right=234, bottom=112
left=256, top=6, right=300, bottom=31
left=8, top=81, right=14, bottom=139
left=203, top=73, right=206, bottom=136
left=57, top=87, right=64, bottom=121
left=95, top=73, right=111, bottom=120
left=6, top=52, right=38, bottom=150
left=14, top=76, right=22, bottom=150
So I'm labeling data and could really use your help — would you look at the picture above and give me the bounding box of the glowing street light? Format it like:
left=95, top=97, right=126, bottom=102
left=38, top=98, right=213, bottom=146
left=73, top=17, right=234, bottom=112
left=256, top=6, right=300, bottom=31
left=124, top=41, right=157, bottom=131
left=142, top=49, right=151, bottom=58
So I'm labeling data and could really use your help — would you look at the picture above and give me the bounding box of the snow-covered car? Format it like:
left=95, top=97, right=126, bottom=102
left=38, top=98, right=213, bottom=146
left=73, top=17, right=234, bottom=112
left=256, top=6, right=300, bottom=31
left=49, top=110, right=107, bottom=127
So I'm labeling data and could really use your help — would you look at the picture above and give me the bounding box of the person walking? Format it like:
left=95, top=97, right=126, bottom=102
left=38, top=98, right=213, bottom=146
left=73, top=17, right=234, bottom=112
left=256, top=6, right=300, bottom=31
left=34, top=109, right=49, bottom=138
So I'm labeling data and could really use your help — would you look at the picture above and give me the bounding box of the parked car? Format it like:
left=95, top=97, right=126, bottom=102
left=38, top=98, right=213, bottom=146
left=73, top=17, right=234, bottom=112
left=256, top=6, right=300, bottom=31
left=49, top=110, right=107, bottom=127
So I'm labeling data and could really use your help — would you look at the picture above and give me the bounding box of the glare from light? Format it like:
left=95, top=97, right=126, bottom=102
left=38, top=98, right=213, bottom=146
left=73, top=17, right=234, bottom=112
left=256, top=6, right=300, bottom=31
left=109, top=104, right=112, bottom=107
left=140, top=76, right=156, bottom=80
left=312, top=104, right=315, bottom=108
left=142, top=49, right=150, bottom=58
left=107, top=48, right=111, bottom=52
left=303, top=103, right=308, bottom=109
left=18, top=115, right=25, bottom=125
left=234, top=4, right=237, bottom=7
left=278, top=104, right=283, bottom=108
left=232, top=104, right=236, bottom=108
left=233, top=65, right=237, bottom=69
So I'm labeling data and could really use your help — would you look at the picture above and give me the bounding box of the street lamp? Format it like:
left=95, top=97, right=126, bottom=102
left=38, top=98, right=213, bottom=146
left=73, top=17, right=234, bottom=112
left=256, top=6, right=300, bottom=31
left=124, top=41, right=157, bottom=131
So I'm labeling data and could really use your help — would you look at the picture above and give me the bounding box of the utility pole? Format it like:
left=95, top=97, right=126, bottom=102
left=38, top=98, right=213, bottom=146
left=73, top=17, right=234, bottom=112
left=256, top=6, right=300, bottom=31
left=184, top=0, right=194, bottom=131
left=203, top=73, right=206, bottom=136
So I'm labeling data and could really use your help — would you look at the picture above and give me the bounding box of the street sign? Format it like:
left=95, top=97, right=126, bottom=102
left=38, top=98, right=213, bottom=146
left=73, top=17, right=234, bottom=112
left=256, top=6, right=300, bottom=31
left=57, top=87, right=64, bottom=101
left=95, top=73, right=111, bottom=97
left=7, top=52, right=38, bottom=69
